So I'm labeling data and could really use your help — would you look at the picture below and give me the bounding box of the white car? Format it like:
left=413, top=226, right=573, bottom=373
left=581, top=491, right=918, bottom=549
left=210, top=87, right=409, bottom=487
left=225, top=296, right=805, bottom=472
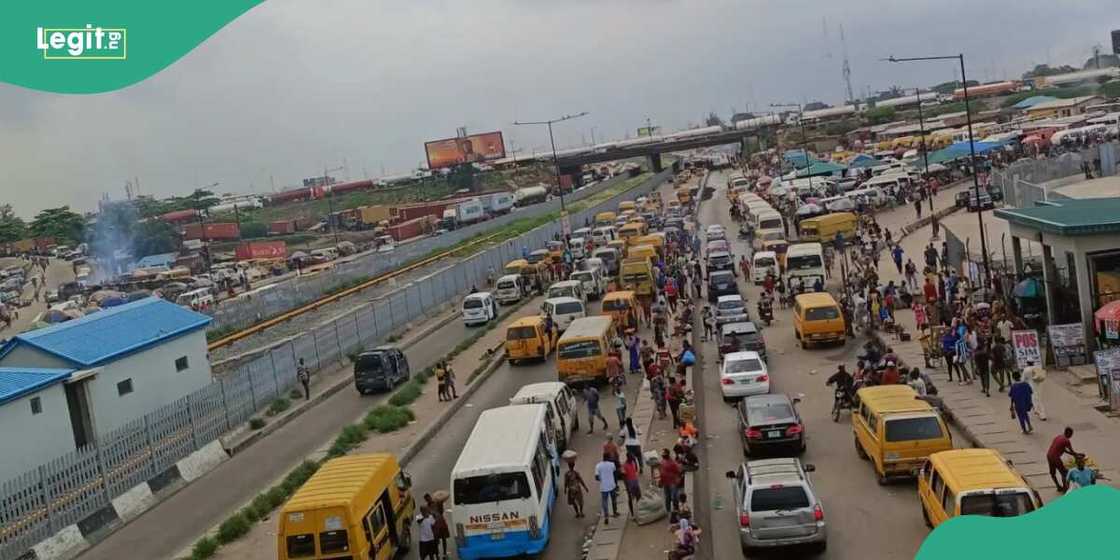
left=720, top=351, right=770, bottom=401
left=462, top=292, right=498, bottom=326
left=541, top=296, right=586, bottom=332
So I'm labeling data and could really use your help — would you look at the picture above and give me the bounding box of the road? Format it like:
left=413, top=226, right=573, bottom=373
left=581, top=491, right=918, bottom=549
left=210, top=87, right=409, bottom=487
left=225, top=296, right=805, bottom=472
left=0, top=256, right=75, bottom=338
left=694, top=169, right=963, bottom=559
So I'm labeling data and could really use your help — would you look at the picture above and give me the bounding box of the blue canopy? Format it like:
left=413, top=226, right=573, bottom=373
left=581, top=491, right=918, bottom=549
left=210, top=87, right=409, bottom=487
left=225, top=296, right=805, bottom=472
left=1013, top=96, right=1056, bottom=110
left=795, top=160, right=848, bottom=178
left=847, top=154, right=882, bottom=168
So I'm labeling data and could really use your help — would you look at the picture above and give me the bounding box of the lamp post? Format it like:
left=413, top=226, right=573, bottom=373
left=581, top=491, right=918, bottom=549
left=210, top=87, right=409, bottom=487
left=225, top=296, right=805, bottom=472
left=913, top=88, right=934, bottom=212
left=770, top=103, right=813, bottom=194
left=887, top=54, right=992, bottom=292
left=514, top=112, right=589, bottom=236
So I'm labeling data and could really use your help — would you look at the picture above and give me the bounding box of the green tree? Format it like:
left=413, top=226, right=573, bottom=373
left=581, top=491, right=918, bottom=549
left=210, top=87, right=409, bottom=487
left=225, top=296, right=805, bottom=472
left=864, top=106, right=896, bottom=125
left=447, top=164, right=476, bottom=191
left=30, top=206, right=85, bottom=244
left=186, top=189, right=221, bottom=211
left=1102, top=80, right=1120, bottom=99
left=1022, top=64, right=1077, bottom=79
left=0, top=204, right=28, bottom=244
left=240, top=221, right=268, bottom=239
left=132, top=220, right=178, bottom=256
left=930, top=80, right=978, bottom=94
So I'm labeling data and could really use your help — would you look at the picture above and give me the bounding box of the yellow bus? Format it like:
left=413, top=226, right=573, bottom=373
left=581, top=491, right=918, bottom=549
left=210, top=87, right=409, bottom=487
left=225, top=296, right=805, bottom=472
left=917, top=449, right=1041, bottom=528
left=595, top=211, right=617, bottom=228
left=557, top=316, right=616, bottom=385
left=278, top=454, right=415, bottom=560
left=619, top=258, right=654, bottom=297
left=853, top=385, right=953, bottom=484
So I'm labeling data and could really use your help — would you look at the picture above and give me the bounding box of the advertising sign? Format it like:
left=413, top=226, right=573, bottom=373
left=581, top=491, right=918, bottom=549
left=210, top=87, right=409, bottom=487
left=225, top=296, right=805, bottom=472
left=1095, top=348, right=1120, bottom=410
left=1047, top=323, right=1086, bottom=367
left=425, top=131, right=505, bottom=169
left=1011, top=329, right=1041, bottom=369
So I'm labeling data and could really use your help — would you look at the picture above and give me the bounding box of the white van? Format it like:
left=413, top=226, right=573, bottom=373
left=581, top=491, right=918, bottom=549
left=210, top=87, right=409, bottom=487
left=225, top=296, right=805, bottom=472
left=175, top=288, right=215, bottom=309
left=495, top=274, right=525, bottom=304
left=542, top=296, right=586, bottom=331
left=591, top=247, right=620, bottom=275
left=462, top=291, right=499, bottom=326
left=509, top=382, right=579, bottom=452
left=591, top=226, right=617, bottom=246
left=785, top=242, right=826, bottom=287
left=754, top=210, right=785, bottom=236
left=568, top=237, right=588, bottom=260
left=569, top=267, right=606, bottom=300
left=548, top=280, right=586, bottom=302
left=451, top=405, right=557, bottom=559
left=751, top=251, right=779, bottom=284
left=849, top=187, right=887, bottom=208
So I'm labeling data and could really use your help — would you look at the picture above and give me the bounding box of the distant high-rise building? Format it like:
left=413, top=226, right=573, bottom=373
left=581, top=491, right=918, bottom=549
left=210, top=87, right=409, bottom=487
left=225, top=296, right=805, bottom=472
left=1113, top=29, right=1120, bottom=54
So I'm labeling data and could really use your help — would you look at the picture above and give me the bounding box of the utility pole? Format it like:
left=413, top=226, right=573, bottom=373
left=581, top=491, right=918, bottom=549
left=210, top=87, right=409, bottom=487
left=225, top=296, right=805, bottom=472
left=323, top=165, right=344, bottom=245
left=770, top=102, right=813, bottom=195
left=914, top=88, right=933, bottom=212
left=514, top=112, right=589, bottom=238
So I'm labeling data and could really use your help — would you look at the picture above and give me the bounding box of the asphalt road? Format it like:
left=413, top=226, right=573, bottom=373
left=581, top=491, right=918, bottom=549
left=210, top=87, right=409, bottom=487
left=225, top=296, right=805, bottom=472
left=695, top=170, right=962, bottom=559
left=77, top=307, right=502, bottom=560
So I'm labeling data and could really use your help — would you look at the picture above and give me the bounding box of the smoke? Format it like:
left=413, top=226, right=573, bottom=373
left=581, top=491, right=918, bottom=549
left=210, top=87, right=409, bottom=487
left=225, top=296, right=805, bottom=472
left=88, top=201, right=139, bottom=282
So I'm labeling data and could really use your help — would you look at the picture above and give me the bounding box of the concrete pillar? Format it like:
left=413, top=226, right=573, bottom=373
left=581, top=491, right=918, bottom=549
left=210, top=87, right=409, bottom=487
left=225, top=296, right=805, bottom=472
left=1073, top=249, right=1098, bottom=353
left=1011, top=236, right=1024, bottom=278
left=647, top=153, right=663, bottom=172
left=1041, top=244, right=1058, bottom=326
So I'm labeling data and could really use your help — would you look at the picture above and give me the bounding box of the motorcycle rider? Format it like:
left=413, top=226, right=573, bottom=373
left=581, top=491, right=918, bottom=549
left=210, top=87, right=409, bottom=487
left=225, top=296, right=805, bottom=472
left=826, top=365, right=855, bottom=407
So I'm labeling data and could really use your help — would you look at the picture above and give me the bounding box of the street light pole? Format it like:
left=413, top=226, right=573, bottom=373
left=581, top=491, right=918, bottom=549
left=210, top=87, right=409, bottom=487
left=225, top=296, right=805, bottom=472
left=514, top=112, right=590, bottom=235
left=914, top=88, right=934, bottom=212
left=887, top=54, right=992, bottom=292
left=770, top=102, right=813, bottom=195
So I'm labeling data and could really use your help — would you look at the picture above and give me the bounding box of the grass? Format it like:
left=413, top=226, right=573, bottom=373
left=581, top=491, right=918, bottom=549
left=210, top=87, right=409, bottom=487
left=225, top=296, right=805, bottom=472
left=265, top=397, right=291, bottom=416
left=248, top=418, right=266, bottom=430
left=364, top=405, right=415, bottom=433
left=205, top=325, right=238, bottom=343
left=190, top=537, right=218, bottom=560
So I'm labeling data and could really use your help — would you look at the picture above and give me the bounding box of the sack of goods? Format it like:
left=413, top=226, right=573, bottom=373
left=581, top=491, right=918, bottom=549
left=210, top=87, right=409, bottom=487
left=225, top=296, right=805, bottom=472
left=679, top=403, right=696, bottom=423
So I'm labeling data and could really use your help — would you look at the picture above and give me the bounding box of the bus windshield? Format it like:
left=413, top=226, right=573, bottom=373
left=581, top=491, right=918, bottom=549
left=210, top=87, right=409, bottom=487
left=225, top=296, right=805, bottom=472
left=558, top=340, right=602, bottom=359
left=454, top=473, right=532, bottom=504
left=602, top=299, right=629, bottom=311
left=787, top=254, right=823, bottom=270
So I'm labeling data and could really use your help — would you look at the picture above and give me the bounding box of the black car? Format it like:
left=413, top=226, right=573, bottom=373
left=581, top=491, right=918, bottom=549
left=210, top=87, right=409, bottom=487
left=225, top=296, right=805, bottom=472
left=718, top=321, right=767, bottom=360
left=738, top=393, right=805, bottom=456
left=707, top=270, right=739, bottom=303
left=354, top=346, right=411, bottom=394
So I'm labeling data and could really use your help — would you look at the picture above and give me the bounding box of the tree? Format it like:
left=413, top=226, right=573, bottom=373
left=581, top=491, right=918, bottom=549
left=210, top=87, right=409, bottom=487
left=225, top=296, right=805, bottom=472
left=240, top=221, right=268, bottom=239
left=864, top=106, right=896, bottom=125
left=29, top=207, right=85, bottom=244
left=1103, top=80, right=1120, bottom=99
left=447, top=164, right=476, bottom=191
left=704, top=112, right=724, bottom=127
left=1022, top=64, right=1077, bottom=79
left=930, top=80, right=979, bottom=94
left=132, top=220, right=178, bottom=256
left=186, top=189, right=220, bottom=211
left=803, top=101, right=831, bottom=111
left=0, top=204, right=28, bottom=244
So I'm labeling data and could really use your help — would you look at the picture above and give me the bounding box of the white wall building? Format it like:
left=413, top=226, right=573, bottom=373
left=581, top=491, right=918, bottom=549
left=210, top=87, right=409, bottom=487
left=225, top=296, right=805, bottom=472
left=0, top=297, right=212, bottom=478
left=0, top=368, right=75, bottom=479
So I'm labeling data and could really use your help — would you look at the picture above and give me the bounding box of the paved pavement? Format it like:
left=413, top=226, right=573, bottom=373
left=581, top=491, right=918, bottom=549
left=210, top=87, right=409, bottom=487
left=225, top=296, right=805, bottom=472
left=0, top=256, right=74, bottom=338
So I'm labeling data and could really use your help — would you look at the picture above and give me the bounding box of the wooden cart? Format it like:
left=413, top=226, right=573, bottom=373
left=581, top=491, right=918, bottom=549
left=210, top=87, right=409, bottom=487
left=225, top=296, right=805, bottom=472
left=920, top=325, right=947, bottom=368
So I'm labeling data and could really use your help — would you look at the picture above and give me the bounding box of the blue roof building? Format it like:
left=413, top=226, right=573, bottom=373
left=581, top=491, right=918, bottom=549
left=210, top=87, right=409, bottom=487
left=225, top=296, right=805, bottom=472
left=0, top=298, right=214, bottom=470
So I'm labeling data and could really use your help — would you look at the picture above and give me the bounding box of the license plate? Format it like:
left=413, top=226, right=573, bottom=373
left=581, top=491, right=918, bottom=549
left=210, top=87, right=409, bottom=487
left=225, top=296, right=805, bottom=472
left=767, top=430, right=782, bottom=438
left=490, top=531, right=505, bottom=540
left=739, top=378, right=752, bottom=384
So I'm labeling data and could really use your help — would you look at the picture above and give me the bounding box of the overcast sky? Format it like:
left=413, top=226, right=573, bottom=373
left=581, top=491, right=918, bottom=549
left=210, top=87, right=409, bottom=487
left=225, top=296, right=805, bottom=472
left=2, top=0, right=1115, bottom=217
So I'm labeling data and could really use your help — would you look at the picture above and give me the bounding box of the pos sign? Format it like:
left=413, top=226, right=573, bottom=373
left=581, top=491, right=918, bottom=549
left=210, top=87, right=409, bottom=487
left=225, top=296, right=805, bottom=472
left=1011, top=329, right=1042, bottom=369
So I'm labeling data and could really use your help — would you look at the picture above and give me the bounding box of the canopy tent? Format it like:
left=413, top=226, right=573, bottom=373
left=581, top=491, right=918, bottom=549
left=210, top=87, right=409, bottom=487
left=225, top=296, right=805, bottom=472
left=1012, top=96, right=1057, bottom=110
left=924, top=139, right=1012, bottom=165
left=794, top=160, right=847, bottom=178
left=1095, top=300, right=1120, bottom=338
left=846, top=154, right=881, bottom=168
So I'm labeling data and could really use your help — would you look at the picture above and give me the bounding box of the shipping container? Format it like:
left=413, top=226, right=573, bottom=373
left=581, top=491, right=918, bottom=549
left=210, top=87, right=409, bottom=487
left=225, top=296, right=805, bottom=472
left=268, top=187, right=313, bottom=205
left=161, top=209, right=199, bottom=224
left=235, top=241, right=288, bottom=260
left=388, top=216, right=434, bottom=242
left=269, top=220, right=297, bottom=235
left=479, top=192, right=514, bottom=215
left=359, top=205, right=392, bottom=225
left=183, top=222, right=240, bottom=241
left=392, top=202, right=447, bottom=223
left=330, top=179, right=375, bottom=195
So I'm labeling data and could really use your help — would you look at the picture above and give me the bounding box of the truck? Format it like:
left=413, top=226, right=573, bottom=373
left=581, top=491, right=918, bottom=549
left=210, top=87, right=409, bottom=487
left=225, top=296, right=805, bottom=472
left=478, top=192, right=514, bottom=216
left=514, top=185, right=549, bottom=207
left=440, top=198, right=485, bottom=229
left=359, top=205, right=392, bottom=225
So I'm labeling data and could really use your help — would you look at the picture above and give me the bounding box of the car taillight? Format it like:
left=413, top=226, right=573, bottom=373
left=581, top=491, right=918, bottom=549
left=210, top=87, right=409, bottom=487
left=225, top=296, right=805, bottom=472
left=746, top=428, right=762, bottom=439
left=814, top=504, right=824, bottom=522
left=739, top=513, right=750, bottom=527
left=756, top=374, right=769, bottom=382
left=786, top=424, right=803, bottom=436
left=721, top=378, right=734, bottom=385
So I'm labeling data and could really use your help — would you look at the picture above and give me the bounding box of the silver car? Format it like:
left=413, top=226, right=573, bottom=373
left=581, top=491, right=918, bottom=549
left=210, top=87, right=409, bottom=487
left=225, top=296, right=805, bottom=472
left=715, top=294, right=749, bottom=325
left=726, top=458, right=827, bottom=555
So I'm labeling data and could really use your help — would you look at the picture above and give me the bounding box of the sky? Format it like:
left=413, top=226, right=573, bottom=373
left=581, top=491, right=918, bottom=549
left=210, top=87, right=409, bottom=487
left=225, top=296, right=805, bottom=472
left=1, top=0, right=1116, bottom=217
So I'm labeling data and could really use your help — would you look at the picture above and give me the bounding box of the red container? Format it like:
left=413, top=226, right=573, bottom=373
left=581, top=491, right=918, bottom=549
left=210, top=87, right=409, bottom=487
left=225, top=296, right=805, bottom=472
left=161, top=209, right=198, bottom=224
left=330, top=180, right=374, bottom=195
left=388, top=217, right=431, bottom=241
left=269, top=220, right=296, bottom=235
left=392, top=202, right=447, bottom=223
left=183, top=222, right=240, bottom=241
left=235, top=241, right=287, bottom=260
left=268, top=187, right=312, bottom=204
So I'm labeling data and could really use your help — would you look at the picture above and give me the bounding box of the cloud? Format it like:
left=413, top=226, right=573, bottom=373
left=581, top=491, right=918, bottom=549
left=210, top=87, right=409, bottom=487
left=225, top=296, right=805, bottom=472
left=0, top=0, right=1114, bottom=217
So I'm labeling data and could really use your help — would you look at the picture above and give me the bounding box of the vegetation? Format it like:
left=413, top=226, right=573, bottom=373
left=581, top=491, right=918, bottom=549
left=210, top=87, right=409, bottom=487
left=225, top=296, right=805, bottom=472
left=266, top=397, right=291, bottom=416
left=206, top=325, right=238, bottom=342
left=863, top=106, right=896, bottom=125
left=216, top=512, right=252, bottom=544
left=387, top=380, right=423, bottom=406
left=1021, top=63, right=1078, bottom=80
left=190, top=536, right=218, bottom=560
left=999, top=85, right=1104, bottom=108
left=248, top=418, right=266, bottom=430
left=929, top=80, right=978, bottom=94
left=29, top=206, right=85, bottom=244
left=1103, top=81, right=1120, bottom=99
left=364, top=404, right=415, bottom=433
left=132, top=188, right=221, bottom=218
left=240, top=221, right=268, bottom=239
left=0, top=204, right=28, bottom=244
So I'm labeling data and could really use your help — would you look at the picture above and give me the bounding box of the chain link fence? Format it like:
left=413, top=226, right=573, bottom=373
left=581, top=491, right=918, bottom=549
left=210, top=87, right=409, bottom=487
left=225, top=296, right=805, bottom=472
left=994, top=142, right=1118, bottom=210
left=0, top=169, right=673, bottom=560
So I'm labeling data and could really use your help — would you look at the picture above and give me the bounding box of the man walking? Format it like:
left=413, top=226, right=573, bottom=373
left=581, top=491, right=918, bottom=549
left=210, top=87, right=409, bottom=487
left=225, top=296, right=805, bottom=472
left=296, top=358, right=311, bottom=401
left=1008, top=372, right=1033, bottom=434
left=891, top=244, right=904, bottom=275
left=658, top=448, right=683, bottom=516
left=416, top=506, right=438, bottom=560
left=594, top=453, right=619, bottom=524
left=584, top=385, right=608, bottom=433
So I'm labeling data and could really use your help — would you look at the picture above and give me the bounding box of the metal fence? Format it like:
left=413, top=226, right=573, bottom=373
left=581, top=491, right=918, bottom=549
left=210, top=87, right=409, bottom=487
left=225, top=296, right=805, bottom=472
left=207, top=172, right=649, bottom=332
left=994, top=142, right=1118, bottom=210
left=0, top=169, right=672, bottom=560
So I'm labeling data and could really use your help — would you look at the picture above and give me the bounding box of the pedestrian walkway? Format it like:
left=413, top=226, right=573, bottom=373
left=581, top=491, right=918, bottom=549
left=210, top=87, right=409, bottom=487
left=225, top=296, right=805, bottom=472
left=0, top=256, right=74, bottom=337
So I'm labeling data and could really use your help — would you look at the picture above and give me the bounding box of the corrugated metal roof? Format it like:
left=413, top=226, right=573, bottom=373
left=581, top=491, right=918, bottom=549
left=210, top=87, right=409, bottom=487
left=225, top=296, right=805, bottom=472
left=3, top=297, right=211, bottom=367
left=0, top=367, right=74, bottom=406
left=994, top=197, right=1120, bottom=236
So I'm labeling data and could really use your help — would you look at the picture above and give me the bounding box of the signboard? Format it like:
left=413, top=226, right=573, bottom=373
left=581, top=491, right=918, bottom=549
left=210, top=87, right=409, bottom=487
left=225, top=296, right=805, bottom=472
left=637, top=126, right=661, bottom=137
left=1011, top=329, right=1042, bottom=369
left=1095, top=348, right=1120, bottom=410
left=1047, top=323, right=1087, bottom=367
left=424, top=131, right=506, bottom=169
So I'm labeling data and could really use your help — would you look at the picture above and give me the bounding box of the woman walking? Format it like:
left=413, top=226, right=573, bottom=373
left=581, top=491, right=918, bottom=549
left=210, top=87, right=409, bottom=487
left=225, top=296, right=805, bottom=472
left=620, top=417, right=643, bottom=473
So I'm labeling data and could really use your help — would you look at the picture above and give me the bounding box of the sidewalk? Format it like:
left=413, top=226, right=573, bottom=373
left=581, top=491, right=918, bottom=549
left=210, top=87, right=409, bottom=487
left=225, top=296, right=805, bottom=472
left=872, top=211, right=1120, bottom=502
left=188, top=295, right=542, bottom=559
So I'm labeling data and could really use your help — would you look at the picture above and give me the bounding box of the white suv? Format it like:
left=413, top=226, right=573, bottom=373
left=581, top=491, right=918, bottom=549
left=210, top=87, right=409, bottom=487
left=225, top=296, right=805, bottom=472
left=725, top=458, right=827, bottom=555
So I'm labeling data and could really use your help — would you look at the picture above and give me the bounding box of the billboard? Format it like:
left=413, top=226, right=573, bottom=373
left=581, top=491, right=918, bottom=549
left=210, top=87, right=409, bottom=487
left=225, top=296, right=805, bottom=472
left=425, top=131, right=505, bottom=169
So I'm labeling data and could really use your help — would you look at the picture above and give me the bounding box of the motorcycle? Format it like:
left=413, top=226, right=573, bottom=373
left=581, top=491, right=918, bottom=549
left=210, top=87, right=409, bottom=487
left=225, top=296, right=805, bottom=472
left=737, top=226, right=752, bottom=240
left=757, top=299, right=773, bottom=326
left=831, top=387, right=854, bottom=423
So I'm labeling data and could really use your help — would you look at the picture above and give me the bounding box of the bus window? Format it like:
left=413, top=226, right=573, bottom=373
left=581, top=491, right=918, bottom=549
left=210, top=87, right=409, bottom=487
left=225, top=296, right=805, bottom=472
left=454, top=473, right=532, bottom=504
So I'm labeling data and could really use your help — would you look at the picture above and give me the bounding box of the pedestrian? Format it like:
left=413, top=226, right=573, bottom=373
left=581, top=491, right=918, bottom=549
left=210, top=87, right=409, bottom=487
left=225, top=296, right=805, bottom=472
left=434, top=362, right=450, bottom=401
left=666, top=376, right=684, bottom=428
left=613, top=386, right=628, bottom=427
left=584, top=385, right=608, bottom=433
left=626, top=335, right=641, bottom=374
left=620, top=417, right=643, bottom=472
left=658, top=448, right=682, bottom=516
left=416, top=506, right=438, bottom=560
left=991, top=337, right=1009, bottom=392
left=564, top=461, right=589, bottom=518
left=1067, top=455, right=1102, bottom=490
left=974, top=340, right=992, bottom=396
left=1008, top=372, right=1033, bottom=434
left=1023, top=360, right=1047, bottom=421
left=931, top=215, right=940, bottom=239
left=914, top=197, right=922, bottom=219
left=621, top=453, right=641, bottom=517
left=424, top=493, right=450, bottom=559
left=443, top=361, right=458, bottom=399
left=891, top=244, right=904, bottom=274
left=296, top=358, right=310, bottom=401
left=594, top=453, right=619, bottom=524
left=1047, top=427, right=1082, bottom=493
left=606, top=351, right=623, bottom=387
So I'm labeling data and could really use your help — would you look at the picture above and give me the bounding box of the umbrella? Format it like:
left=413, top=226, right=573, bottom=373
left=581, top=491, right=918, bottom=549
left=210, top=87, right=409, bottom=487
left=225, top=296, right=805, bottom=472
left=796, top=203, right=824, bottom=216
left=925, top=163, right=948, bottom=173
left=826, top=198, right=855, bottom=212
left=1012, top=277, right=1041, bottom=299
left=1095, top=300, right=1120, bottom=336
left=288, top=251, right=309, bottom=261
left=430, top=489, right=450, bottom=503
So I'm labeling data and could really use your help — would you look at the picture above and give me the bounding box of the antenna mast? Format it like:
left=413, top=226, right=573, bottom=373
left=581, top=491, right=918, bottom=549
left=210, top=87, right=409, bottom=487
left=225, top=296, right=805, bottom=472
left=840, top=24, right=855, bottom=104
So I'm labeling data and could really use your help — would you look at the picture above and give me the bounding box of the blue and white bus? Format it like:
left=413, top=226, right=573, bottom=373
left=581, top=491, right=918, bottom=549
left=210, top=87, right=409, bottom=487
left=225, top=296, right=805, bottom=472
left=450, top=404, right=557, bottom=559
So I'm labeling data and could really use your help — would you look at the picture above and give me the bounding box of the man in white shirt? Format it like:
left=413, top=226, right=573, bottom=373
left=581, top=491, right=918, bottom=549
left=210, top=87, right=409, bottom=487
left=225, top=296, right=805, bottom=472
left=594, top=453, right=619, bottom=523
left=416, top=506, right=437, bottom=560
left=1023, top=361, right=1047, bottom=421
